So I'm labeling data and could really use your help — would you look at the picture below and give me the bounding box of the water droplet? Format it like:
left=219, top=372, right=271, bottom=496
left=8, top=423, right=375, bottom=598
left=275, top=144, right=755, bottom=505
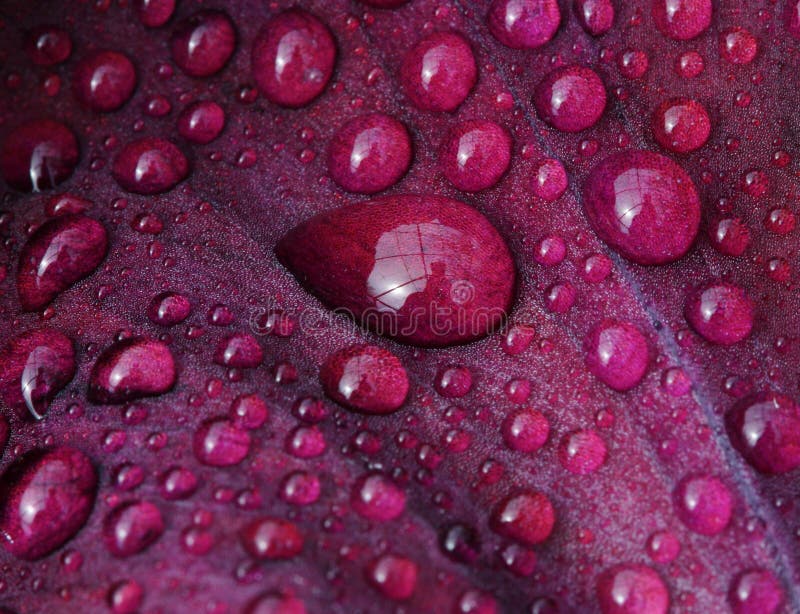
left=107, top=579, right=144, bottom=614
left=440, top=522, right=481, bottom=564
left=676, top=50, right=704, bottom=78
left=584, top=320, right=649, bottom=391
left=193, top=418, right=251, bottom=466
left=327, top=113, right=412, bottom=194
left=574, top=0, right=614, bottom=36
left=531, top=159, right=568, bottom=202
left=104, top=500, right=164, bottom=557
left=280, top=471, right=321, bottom=506
left=400, top=32, right=476, bottom=112
left=243, top=593, right=306, bottom=614
left=177, top=100, right=225, bottom=144
left=652, top=0, right=711, bottom=40
left=440, top=120, right=511, bottom=192
left=455, top=590, right=498, bottom=614
left=276, top=195, right=515, bottom=346
left=651, top=98, right=711, bottom=153
left=684, top=282, right=753, bottom=345
left=726, top=392, right=800, bottom=475
left=73, top=50, right=136, bottom=112
left=583, top=151, right=701, bottom=264
left=558, top=429, right=606, bottom=474
left=159, top=466, right=198, bottom=499
left=252, top=9, right=336, bottom=107
left=25, top=26, right=72, bottom=66
left=285, top=425, right=326, bottom=458
left=709, top=218, right=749, bottom=256
left=366, top=553, right=418, bottom=601
left=487, top=0, right=561, bottom=49
left=534, top=65, right=606, bottom=132
left=135, top=0, right=175, bottom=28
left=88, top=337, right=176, bottom=403
left=490, top=491, right=555, bottom=545
left=214, top=332, right=264, bottom=368
left=502, top=408, right=549, bottom=452
left=0, top=120, right=79, bottom=192
left=618, top=49, right=649, bottom=79
left=435, top=365, right=473, bottom=398
left=171, top=10, right=236, bottom=77
left=673, top=474, right=732, bottom=535
left=230, top=393, right=269, bottom=429
left=728, top=569, right=783, bottom=614
left=112, top=138, right=189, bottom=194
left=646, top=530, right=680, bottom=563
left=351, top=472, right=405, bottom=521
left=17, top=215, right=107, bottom=311
left=320, top=344, right=409, bottom=414
left=720, top=27, right=757, bottom=65
left=0, top=447, right=97, bottom=560
left=596, top=564, right=669, bottom=613
left=147, top=291, right=191, bottom=326
left=240, top=517, right=303, bottom=560
left=0, top=329, right=76, bottom=419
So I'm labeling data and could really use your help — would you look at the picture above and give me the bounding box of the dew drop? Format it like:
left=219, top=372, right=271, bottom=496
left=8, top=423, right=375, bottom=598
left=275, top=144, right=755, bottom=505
left=534, top=65, right=606, bottom=133
left=651, top=98, right=711, bottom=153
left=366, top=554, right=418, bottom=601
left=351, top=472, right=405, bottom=521
left=73, top=51, right=136, bottom=112
left=320, top=344, right=409, bottom=414
left=652, top=0, right=711, bottom=40
left=103, top=500, right=164, bottom=557
left=440, top=120, right=511, bottom=192
left=327, top=113, right=412, bottom=194
left=487, top=0, right=561, bottom=49
left=0, top=120, right=79, bottom=192
left=584, top=320, right=649, bottom=391
left=171, top=10, right=236, bottom=77
left=558, top=429, right=606, bottom=474
left=673, top=474, right=732, bottom=535
left=240, top=517, right=303, bottom=560
left=400, top=32, right=476, bottom=112
left=490, top=491, right=555, bottom=546
left=177, top=101, right=226, bottom=144
left=193, top=418, right=251, bottom=466
left=596, top=564, right=669, bottom=613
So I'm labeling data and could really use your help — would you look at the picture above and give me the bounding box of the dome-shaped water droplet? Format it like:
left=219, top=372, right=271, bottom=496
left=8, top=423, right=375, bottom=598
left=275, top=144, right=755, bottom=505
left=584, top=320, right=649, bottom=391
left=651, top=98, right=711, bottom=153
left=673, top=474, right=732, bottom=535
left=251, top=9, right=336, bottom=107
left=583, top=151, right=701, bottom=264
left=88, top=337, right=176, bottom=403
left=276, top=195, right=515, bottom=347
left=487, top=0, right=561, bottom=49
left=400, top=32, right=476, bottom=112
left=171, top=10, right=236, bottom=77
left=0, top=120, right=79, bottom=192
left=112, top=137, right=189, bottom=194
left=103, top=500, right=164, bottom=557
left=240, top=517, right=303, bottom=560
left=490, top=491, right=555, bottom=545
left=0, top=447, right=97, bottom=560
left=327, top=113, right=412, bottom=194
left=16, top=215, right=107, bottom=311
left=684, top=282, right=754, bottom=345
left=320, top=344, right=409, bottom=414
left=351, top=472, right=405, bottom=521
left=652, top=0, right=711, bottom=41
left=440, top=120, right=511, bottom=192
left=366, top=553, right=418, bottom=601
left=534, top=65, right=606, bottom=133
left=177, top=101, right=225, bottom=144
left=73, top=51, right=137, bottom=112
left=596, top=564, right=669, bottom=613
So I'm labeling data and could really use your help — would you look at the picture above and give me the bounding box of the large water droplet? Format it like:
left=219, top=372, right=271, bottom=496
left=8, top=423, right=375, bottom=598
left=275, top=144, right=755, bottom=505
left=194, top=418, right=251, bottom=466
left=574, top=0, right=614, bottom=36
left=177, top=101, right=225, bottom=144
left=276, top=195, right=515, bottom=347
left=16, top=215, right=108, bottom=311
left=583, top=150, right=701, bottom=264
